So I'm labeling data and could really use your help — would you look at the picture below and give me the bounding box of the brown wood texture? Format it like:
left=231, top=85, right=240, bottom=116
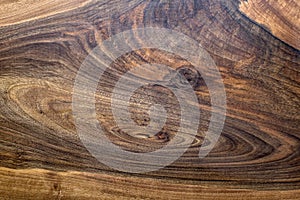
left=0, top=0, right=299, bottom=199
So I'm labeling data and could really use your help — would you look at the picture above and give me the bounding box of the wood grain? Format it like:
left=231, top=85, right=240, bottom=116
left=239, top=0, right=300, bottom=49
left=0, top=0, right=299, bottom=199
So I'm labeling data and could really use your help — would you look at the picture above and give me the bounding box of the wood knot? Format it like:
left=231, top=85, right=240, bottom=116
left=175, top=65, right=204, bottom=89
left=154, top=131, right=170, bottom=142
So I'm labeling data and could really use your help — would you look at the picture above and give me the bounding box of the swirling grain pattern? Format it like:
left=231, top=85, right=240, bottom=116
left=0, top=0, right=299, bottom=199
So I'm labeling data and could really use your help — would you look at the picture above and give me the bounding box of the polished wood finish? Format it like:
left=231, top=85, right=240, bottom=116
left=0, top=0, right=299, bottom=199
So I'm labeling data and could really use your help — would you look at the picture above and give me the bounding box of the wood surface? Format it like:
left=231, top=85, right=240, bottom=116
left=0, top=0, right=299, bottom=199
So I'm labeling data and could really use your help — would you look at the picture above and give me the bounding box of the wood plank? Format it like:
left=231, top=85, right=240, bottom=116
left=0, top=0, right=299, bottom=199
